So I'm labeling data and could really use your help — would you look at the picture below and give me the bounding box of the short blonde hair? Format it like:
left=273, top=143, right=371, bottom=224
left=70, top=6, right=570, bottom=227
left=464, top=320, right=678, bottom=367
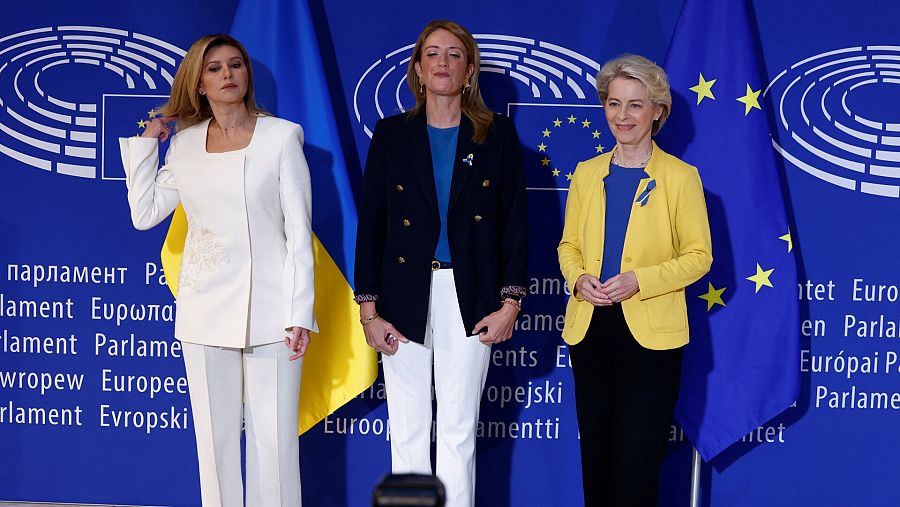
left=161, top=34, right=266, bottom=130
left=596, top=54, right=671, bottom=135
left=406, top=20, right=494, bottom=144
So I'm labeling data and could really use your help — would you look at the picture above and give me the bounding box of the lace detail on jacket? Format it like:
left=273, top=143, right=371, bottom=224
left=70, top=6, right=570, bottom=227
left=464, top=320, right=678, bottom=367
left=179, top=216, right=231, bottom=291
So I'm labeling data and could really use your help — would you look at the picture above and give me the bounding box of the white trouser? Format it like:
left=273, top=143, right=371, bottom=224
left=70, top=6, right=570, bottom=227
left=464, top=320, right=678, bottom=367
left=181, top=340, right=302, bottom=507
left=382, top=269, right=492, bottom=507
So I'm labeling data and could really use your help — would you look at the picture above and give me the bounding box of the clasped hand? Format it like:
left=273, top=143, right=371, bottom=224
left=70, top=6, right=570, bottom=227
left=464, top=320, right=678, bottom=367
left=576, top=272, right=639, bottom=306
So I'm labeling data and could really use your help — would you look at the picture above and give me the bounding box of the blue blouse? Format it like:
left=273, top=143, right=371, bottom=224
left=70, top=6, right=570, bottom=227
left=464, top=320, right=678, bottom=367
left=427, top=125, right=459, bottom=262
left=599, top=163, right=648, bottom=283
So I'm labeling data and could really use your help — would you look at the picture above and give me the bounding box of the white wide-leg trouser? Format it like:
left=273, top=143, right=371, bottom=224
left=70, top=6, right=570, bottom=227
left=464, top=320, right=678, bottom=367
left=382, top=269, right=492, bottom=507
left=181, top=340, right=302, bottom=507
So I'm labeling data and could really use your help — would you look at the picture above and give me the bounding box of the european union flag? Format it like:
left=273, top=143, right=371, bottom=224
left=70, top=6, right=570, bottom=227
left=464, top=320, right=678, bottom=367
left=509, top=103, right=605, bottom=188
left=660, top=0, right=800, bottom=461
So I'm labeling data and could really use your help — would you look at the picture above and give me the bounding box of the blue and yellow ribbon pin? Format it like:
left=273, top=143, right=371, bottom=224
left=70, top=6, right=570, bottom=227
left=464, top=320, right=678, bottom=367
left=635, top=179, right=656, bottom=207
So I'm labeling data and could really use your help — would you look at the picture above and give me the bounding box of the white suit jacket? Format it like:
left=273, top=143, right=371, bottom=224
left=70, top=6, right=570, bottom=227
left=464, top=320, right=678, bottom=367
left=120, top=116, right=317, bottom=348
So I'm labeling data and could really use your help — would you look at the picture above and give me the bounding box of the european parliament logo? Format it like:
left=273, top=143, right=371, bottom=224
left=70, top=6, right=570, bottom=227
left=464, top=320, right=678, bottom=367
left=0, top=26, right=183, bottom=181
left=353, top=34, right=605, bottom=189
left=766, top=45, right=900, bottom=199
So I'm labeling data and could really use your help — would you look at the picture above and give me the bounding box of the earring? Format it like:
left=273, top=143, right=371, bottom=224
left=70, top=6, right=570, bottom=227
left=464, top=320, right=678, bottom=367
left=199, top=89, right=206, bottom=96
left=420, top=81, right=425, bottom=94
left=463, top=78, right=471, bottom=91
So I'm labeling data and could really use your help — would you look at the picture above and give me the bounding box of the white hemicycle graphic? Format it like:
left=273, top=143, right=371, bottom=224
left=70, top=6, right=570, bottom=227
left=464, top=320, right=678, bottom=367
left=0, top=26, right=184, bottom=179
left=766, top=45, right=900, bottom=198
left=353, top=34, right=602, bottom=138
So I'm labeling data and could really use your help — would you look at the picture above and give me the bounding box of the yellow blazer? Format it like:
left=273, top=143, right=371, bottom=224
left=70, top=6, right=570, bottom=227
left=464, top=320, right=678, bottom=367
left=558, top=142, right=712, bottom=349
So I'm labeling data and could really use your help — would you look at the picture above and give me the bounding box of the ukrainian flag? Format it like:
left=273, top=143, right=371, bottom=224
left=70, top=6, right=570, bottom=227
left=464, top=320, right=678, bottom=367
left=161, top=0, right=376, bottom=434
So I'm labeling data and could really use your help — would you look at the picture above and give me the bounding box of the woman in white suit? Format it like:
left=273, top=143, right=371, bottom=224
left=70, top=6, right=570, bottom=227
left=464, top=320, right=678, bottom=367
left=119, top=34, right=316, bottom=507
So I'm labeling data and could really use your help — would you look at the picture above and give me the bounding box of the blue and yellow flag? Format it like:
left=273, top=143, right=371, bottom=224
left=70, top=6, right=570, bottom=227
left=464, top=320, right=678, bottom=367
left=162, top=0, right=376, bottom=434
left=660, top=0, right=800, bottom=460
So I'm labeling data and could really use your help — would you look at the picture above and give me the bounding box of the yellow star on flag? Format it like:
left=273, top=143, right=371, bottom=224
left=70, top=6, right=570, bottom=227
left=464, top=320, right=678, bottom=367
left=698, top=282, right=726, bottom=311
left=551, top=168, right=560, bottom=177
left=567, top=115, right=577, bottom=124
left=148, top=110, right=158, bottom=118
left=582, top=119, right=591, bottom=128
left=779, top=231, right=793, bottom=252
left=541, top=157, right=551, bottom=166
left=137, top=119, right=147, bottom=128
left=595, top=144, right=605, bottom=153
left=746, top=263, right=774, bottom=293
left=537, top=142, right=547, bottom=152
left=566, top=172, right=573, bottom=181
left=737, top=84, right=762, bottom=115
left=553, top=118, right=562, bottom=127
left=592, top=130, right=601, bottom=139
left=689, top=73, right=716, bottom=105
left=542, top=128, right=551, bottom=138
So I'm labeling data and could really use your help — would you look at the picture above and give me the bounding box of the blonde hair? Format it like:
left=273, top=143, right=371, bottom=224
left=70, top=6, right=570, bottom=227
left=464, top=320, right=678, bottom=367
left=160, top=34, right=267, bottom=130
left=596, top=54, right=672, bottom=135
left=406, top=20, right=493, bottom=144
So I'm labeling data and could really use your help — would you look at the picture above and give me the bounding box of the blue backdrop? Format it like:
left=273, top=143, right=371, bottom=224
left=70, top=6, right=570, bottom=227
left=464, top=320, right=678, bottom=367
left=1, top=1, right=898, bottom=506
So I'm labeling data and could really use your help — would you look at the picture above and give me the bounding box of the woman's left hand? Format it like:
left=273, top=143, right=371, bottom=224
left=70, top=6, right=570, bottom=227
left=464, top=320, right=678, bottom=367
left=600, top=271, right=640, bottom=303
left=472, top=303, right=519, bottom=345
left=284, top=326, right=310, bottom=361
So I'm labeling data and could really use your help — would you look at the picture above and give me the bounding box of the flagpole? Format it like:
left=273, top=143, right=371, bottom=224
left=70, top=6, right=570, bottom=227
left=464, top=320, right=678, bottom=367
left=690, top=447, right=702, bottom=507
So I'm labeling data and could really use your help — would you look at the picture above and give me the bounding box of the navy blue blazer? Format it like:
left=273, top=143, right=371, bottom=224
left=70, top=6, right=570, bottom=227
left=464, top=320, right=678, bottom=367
left=354, top=110, right=527, bottom=344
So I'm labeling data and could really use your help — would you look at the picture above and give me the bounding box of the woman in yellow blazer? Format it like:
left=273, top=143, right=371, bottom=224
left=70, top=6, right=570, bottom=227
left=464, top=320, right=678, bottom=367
left=558, top=54, right=712, bottom=506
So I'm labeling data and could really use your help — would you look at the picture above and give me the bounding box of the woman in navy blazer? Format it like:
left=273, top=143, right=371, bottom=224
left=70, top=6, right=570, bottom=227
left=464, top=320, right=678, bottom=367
left=354, top=19, right=527, bottom=507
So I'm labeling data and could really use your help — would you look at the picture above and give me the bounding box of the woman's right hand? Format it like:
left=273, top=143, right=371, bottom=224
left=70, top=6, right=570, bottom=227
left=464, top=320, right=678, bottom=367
left=575, top=273, right=612, bottom=306
left=360, top=303, right=408, bottom=355
left=141, top=116, right=176, bottom=142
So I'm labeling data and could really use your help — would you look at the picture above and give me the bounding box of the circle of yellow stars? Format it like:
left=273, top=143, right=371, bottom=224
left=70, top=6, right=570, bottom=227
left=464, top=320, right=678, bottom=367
left=536, top=112, right=605, bottom=183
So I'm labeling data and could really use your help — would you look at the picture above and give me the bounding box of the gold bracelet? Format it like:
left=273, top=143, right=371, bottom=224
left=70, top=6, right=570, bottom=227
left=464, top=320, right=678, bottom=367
left=501, top=298, right=521, bottom=311
left=360, top=312, right=379, bottom=326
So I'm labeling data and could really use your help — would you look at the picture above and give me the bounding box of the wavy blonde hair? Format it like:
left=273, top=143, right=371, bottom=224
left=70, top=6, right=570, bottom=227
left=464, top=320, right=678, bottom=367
left=160, top=34, right=267, bottom=130
left=406, top=20, right=494, bottom=144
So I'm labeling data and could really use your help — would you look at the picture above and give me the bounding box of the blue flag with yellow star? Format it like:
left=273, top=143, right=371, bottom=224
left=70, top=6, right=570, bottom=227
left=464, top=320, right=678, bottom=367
left=660, top=0, right=800, bottom=461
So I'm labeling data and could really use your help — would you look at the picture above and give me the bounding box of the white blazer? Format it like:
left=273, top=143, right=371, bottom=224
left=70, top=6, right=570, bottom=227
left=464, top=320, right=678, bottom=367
left=120, top=116, right=317, bottom=348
